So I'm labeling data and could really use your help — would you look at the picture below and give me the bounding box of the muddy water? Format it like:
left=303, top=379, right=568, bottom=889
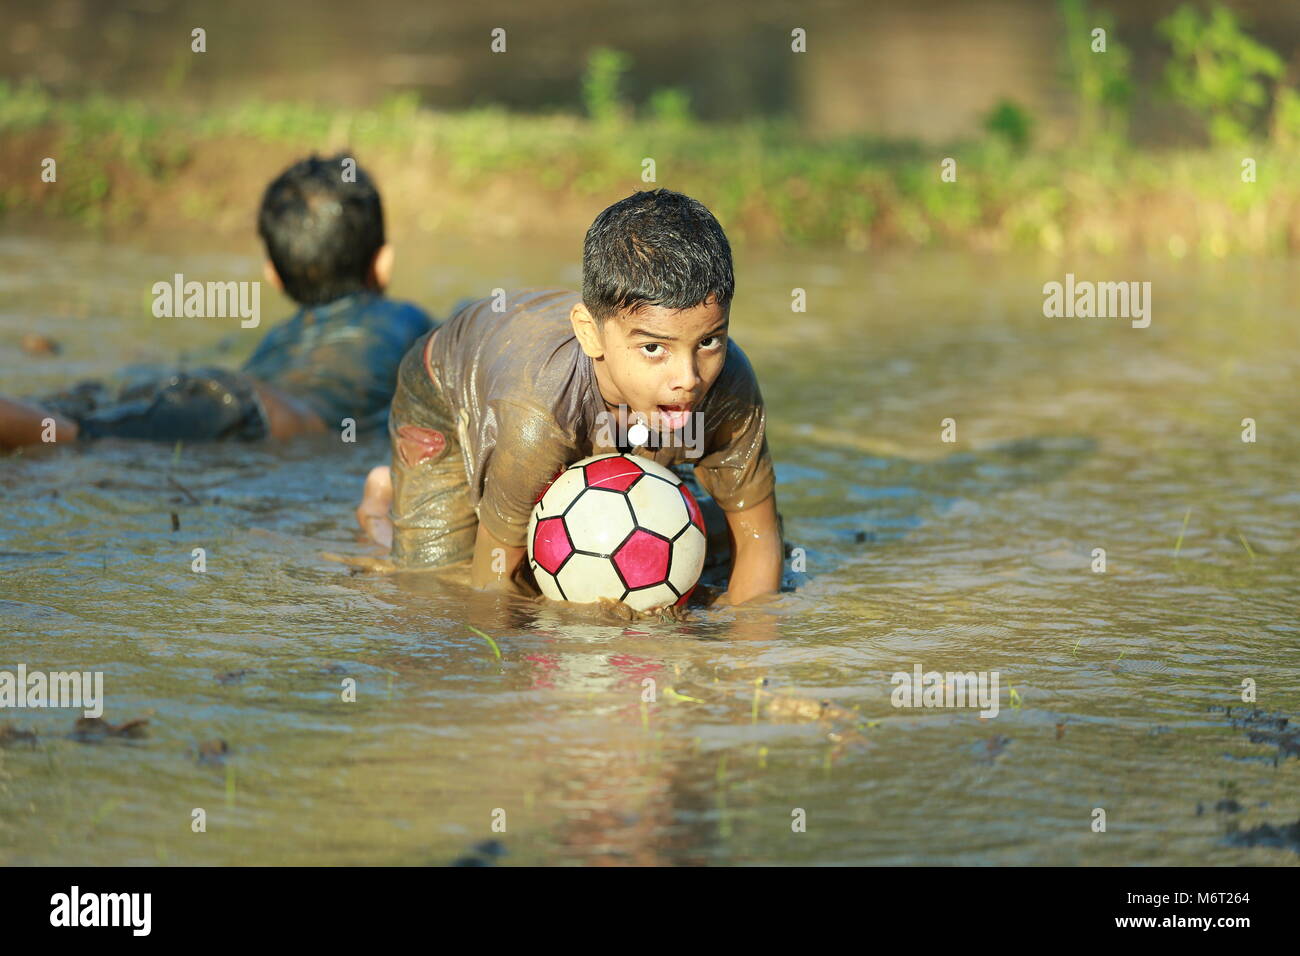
left=2, top=230, right=1298, bottom=865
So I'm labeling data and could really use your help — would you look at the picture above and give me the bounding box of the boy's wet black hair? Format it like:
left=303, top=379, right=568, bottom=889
left=582, top=188, right=734, bottom=324
left=257, top=154, right=385, bottom=306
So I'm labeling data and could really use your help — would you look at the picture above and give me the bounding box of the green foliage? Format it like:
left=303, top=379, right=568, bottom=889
left=982, top=98, right=1034, bottom=152
left=646, top=87, right=693, bottom=127
left=1059, top=0, right=1133, bottom=145
left=0, top=79, right=56, bottom=131
left=1269, top=87, right=1300, bottom=147
left=8, top=83, right=1300, bottom=255
left=582, top=48, right=632, bottom=127
left=1158, top=3, right=1283, bottom=144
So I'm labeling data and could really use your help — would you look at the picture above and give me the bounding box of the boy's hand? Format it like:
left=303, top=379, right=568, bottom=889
left=716, top=493, right=783, bottom=606
left=470, top=522, right=535, bottom=596
left=594, top=596, right=690, bottom=623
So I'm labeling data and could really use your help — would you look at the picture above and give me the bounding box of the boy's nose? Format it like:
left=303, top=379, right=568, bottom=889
left=671, top=355, right=699, bottom=393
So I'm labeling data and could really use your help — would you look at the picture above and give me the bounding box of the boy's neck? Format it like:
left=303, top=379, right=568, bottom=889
left=302, top=287, right=379, bottom=312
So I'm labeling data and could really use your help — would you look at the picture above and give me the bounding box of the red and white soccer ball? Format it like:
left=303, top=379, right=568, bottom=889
left=527, top=453, right=707, bottom=611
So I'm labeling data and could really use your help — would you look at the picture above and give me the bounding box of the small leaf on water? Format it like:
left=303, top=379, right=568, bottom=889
left=663, top=686, right=705, bottom=703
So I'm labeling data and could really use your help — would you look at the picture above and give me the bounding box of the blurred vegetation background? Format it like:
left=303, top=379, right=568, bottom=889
left=3, top=0, right=1300, bottom=255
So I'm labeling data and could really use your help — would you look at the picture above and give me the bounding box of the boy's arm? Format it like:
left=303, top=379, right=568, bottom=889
left=470, top=399, right=574, bottom=596
left=470, top=521, right=533, bottom=595
left=715, top=493, right=783, bottom=606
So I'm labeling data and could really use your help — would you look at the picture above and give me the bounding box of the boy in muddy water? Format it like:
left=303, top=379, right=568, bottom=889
left=355, top=188, right=785, bottom=610
left=0, top=155, right=433, bottom=449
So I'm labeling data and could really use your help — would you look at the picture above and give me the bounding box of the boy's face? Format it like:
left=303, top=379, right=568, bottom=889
left=572, top=298, right=729, bottom=433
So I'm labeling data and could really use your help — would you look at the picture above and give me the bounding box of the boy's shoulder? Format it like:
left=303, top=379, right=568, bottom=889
left=243, top=292, right=433, bottom=377
left=327, top=293, right=433, bottom=336
left=257, top=292, right=431, bottom=339
left=435, top=288, right=582, bottom=377
left=445, top=288, right=578, bottom=334
left=367, top=294, right=434, bottom=324
left=427, top=288, right=590, bottom=433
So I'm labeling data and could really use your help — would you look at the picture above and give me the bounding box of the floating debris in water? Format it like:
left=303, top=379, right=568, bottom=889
left=170, top=512, right=180, bottom=532
left=1224, top=819, right=1300, bottom=855
left=449, top=839, right=507, bottom=867
left=21, top=332, right=61, bottom=356
left=979, top=733, right=1011, bottom=762
left=215, top=668, right=254, bottom=685
left=764, top=692, right=859, bottom=725
left=166, top=475, right=201, bottom=505
left=71, top=716, right=149, bottom=741
left=761, top=689, right=874, bottom=758
left=826, top=728, right=871, bottom=752
left=1195, top=798, right=1255, bottom=816
left=196, top=738, right=229, bottom=765
left=1210, top=706, right=1300, bottom=765
left=1100, top=658, right=1172, bottom=676
left=0, top=723, right=38, bottom=748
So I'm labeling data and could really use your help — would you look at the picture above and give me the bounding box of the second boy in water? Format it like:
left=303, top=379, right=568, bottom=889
left=0, top=155, right=432, bottom=448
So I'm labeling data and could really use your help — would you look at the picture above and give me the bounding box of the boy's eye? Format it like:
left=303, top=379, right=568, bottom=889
left=640, top=343, right=666, bottom=357
left=699, top=336, right=724, bottom=351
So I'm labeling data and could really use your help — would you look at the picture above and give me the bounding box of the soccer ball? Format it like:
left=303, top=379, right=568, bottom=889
left=527, top=453, right=707, bottom=611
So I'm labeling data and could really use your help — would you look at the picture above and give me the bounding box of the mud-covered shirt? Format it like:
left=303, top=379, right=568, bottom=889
left=389, top=288, right=775, bottom=549
left=243, top=291, right=433, bottom=431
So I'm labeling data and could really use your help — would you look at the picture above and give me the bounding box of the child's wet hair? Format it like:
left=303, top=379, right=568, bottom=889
left=582, top=188, right=734, bottom=324
left=257, top=154, right=385, bottom=306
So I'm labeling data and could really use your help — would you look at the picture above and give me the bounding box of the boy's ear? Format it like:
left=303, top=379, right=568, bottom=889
left=569, top=302, right=606, bottom=359
left=369, top=244, right=395, bottom=291
left=263, top=260, right=284, bottom=292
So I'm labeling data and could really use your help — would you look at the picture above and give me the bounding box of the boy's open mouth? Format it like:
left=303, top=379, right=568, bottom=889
left=655, top=404, right=693, bottom=430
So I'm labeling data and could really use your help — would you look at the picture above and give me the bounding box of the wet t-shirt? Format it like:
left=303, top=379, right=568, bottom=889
left=242, top=291, right=433, bottom=431
left=392, top=288, right=775, bottom=549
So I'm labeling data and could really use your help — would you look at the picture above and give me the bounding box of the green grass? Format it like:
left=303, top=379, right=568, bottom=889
left=466, top=624, right=502, bottom=662
left=5, top=79, right=1300, bottom=255
left=1174, top=507, right=1192, bottom=559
